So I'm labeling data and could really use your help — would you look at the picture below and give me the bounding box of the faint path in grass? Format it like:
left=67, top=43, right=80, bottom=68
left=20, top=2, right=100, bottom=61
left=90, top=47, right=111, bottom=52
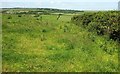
left=2, top=14, right=119, bottom=72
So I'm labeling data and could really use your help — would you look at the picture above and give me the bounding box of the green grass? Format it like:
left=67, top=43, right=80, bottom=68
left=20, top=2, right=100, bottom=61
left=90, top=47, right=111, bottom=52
left=2, top=13, right=119, bottom=72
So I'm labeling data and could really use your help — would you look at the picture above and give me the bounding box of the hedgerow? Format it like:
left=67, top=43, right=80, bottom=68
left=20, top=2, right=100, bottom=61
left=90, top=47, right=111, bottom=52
left=71, top=11, right=120, bottom=42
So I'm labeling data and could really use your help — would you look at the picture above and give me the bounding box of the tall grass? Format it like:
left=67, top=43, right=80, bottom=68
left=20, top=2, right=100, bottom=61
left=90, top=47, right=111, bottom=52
left=2, top=13, right=119, bottom=72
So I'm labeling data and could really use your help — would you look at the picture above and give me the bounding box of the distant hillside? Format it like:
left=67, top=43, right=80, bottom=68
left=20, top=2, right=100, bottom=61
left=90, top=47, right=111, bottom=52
left=2, top=8, right=84, bottom=14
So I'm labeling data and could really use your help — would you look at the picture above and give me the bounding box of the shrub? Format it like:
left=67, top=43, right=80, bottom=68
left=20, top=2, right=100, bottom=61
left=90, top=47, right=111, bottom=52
left=8, top=16, right=12, bottom=19
left=71, top=11, right=120, bottom=42
left=18, top=15, right=22, bottom=17
left=110, top=30, right=120, bottom=42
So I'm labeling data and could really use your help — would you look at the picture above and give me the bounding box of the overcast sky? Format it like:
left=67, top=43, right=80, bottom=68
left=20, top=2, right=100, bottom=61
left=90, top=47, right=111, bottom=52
left=0, top=0, right=120, bottom=10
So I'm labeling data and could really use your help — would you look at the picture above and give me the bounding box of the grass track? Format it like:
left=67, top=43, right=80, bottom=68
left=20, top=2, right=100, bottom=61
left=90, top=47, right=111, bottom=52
left=2, top=14, right=119, bottom=72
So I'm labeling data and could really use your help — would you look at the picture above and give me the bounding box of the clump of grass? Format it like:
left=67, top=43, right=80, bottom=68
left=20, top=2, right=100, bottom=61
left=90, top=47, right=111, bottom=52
left=42, top=29, right=47, bottom=33
left=46, top=45, right=59, bottom=50
left=40, top=34, right=46, bottom=41
left=57, top=38, right=74, bottom=50
left=65, top=42, right=74, bottom=50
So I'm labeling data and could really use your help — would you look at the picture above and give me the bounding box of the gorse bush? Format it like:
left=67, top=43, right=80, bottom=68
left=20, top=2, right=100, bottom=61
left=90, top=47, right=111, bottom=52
left=8, top=16, right=12, bottom=19
left=18, top=15, right=22, bottom=17
left=71, top=11, right=120, bottom=42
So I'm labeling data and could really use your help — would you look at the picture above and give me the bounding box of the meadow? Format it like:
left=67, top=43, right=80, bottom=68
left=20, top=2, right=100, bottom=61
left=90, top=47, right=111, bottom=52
left=2, top=9, right=119, bottom=72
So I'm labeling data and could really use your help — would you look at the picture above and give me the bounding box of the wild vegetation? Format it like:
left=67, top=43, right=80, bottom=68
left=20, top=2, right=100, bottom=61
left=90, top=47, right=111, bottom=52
left=71, top=11, right=120, bottom=42
left=2, top=8, right=119, bottom=72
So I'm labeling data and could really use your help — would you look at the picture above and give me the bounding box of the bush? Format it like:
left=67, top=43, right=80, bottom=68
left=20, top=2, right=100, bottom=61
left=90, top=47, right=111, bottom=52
left=110, top=30, right=120, bottom=42
left=18, top=15, right=22, bottom=17
left=71, top=11, right=120, bottom=42
left=8, top=16, right=12, bottom=19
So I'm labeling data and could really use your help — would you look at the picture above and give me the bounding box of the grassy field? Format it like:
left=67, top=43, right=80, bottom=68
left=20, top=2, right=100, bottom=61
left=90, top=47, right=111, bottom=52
left=2, top=12, right=119, bottom=72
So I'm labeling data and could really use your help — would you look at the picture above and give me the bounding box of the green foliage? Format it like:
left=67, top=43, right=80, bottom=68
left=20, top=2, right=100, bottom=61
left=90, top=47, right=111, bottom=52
left=34, top=14, right=39, bottom=17
left=8, top=16, right=12, bottom=19
left=42, top=29, right=47, bottom=33
left=18, top=15, right=22, bottom=17
left=72, top=11, right=120, bottom=42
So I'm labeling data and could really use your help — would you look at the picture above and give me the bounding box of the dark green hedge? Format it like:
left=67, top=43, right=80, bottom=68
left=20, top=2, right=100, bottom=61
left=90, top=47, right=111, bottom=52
left=71, top=11, right=120, bottom=42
